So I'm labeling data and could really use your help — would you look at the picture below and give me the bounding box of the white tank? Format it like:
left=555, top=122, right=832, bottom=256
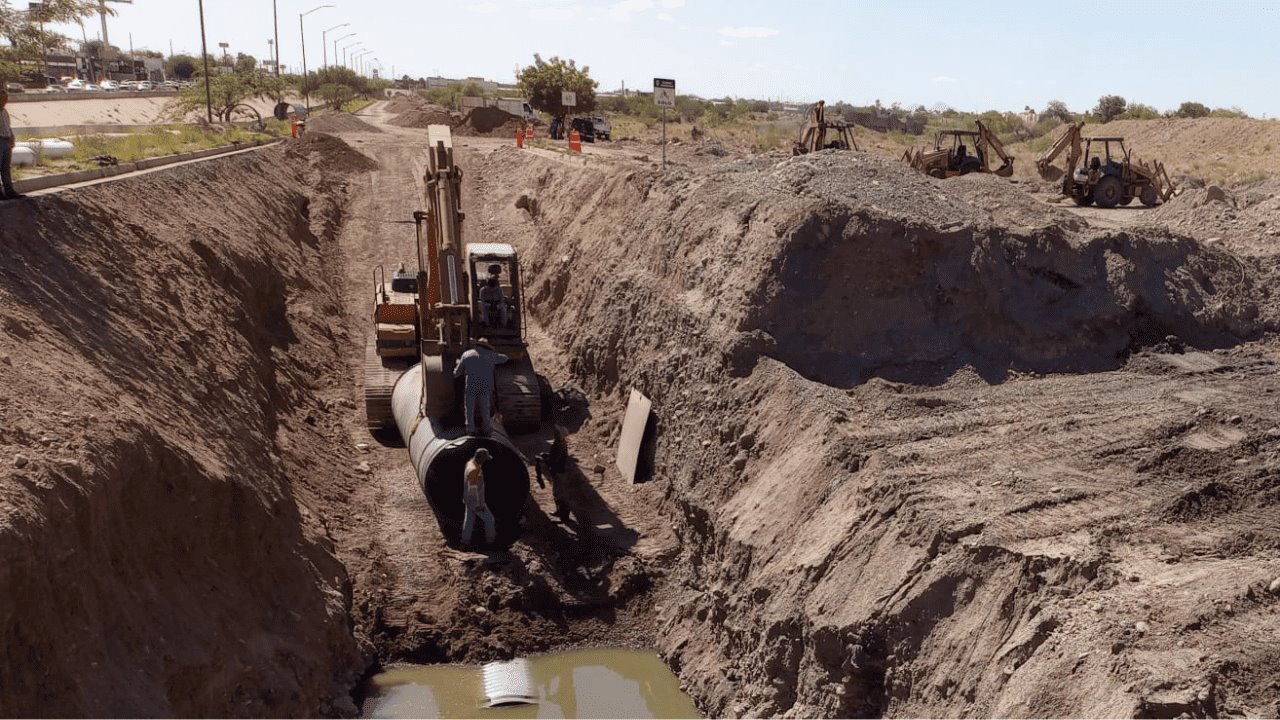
left=10, top=146, right=36, bottom=167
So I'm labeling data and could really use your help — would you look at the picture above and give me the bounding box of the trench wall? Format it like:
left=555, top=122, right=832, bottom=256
left=0, top=140, right=368, bottom=716
left=477, top=147, right=1268, bottom=716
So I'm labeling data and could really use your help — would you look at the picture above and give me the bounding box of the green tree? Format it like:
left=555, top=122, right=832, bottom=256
left=1174, top=101, right=1210, bottom=118
left=180, top=69, right=285, bottom=121
left=1041, top=99, right=1073, bottom=123
left=234, top=53, right=258, bottom=76
left=1092, top=95, right=1127, bottom=122
left=1120, top=103, right=1160, bottom=120
left=516, top=54, right=597, bottom=120
left=0, top=0, right=104, bottom=80
left=168, top=53, right=199, bottom=80
left=1209, top=106, right=1249, bottom=119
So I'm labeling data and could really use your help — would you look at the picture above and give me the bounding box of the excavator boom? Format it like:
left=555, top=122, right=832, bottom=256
left=975, top=120, right=1015, bottom=177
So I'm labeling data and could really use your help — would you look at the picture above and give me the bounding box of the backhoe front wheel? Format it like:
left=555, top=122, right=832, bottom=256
left=1140, top=184, right=1160, bottom=207
left=1093, top=176, right=1124, bottom=209
left=1072, top=192, right=1094, bottom=207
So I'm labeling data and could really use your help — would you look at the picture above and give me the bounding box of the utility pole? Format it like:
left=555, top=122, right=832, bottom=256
left=96, top=0, right=132, bottom=59
left=197, top=0, right=212, bottom=123
left=272, top=0, right=280, bottom=76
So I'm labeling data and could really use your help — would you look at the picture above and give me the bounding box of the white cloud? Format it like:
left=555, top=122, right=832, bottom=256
left=609, top=0, right=655, bottom=21
left=660, top=0, right=686, bottom=7
left=466, top=1, right=498, bottom=14
left=930, top=75, right=958, bottom=84
left=718, top=26, right=780, bottom=38
left=657, top=11, right=674, bottom=21
left=529, top=4, right=580, bottom=20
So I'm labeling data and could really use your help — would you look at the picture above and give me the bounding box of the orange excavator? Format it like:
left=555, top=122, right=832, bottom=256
left=903, top=121, right=1015, bottom=179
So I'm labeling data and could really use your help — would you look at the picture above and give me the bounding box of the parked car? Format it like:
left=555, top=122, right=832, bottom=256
left=135, top=80, right=153, bottom=91
left=64, top=79, right=86, bottom=91
left=4, top=82, right=24, bottom=93
left=82, top=83, right=100, bottom=92
left=99, top=80, right=120, bottom=91
left=42, top=84, right=67, bottom=94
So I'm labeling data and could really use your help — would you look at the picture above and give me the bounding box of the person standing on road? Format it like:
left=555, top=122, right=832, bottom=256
left=453, top=338, right=508, bottom=435
left=462, top=448, right=496, bottom=546
left=0, top=90, right=25, bottom=200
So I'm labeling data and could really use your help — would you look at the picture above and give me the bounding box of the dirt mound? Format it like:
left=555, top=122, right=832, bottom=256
left=388, top=107, right=463, bottom=129
left=454, top=106, right=523, bottom=136
left=1138, top=179, right=1280, bottom=257
left=0, top=144, right=370, bottom=715
left=306, top=111, right=383, bottom=134
left=469, top=144, right=1280, bottom=717
left=383, top=94, right=427, bottom=115
left=286, top=132, right=380, bottom=173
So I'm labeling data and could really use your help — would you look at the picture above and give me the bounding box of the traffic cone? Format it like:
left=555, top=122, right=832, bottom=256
left=568, top=129, right=582, bottom=153
left=516, top=128, right=524, bottom=148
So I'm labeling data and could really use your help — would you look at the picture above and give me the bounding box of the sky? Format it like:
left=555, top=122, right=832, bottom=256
left=44, top=0, right=1280, bottom=117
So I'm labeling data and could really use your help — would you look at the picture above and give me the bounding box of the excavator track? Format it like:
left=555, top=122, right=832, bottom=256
left=496, top=356, right=541, bottom=433
left=364, top=337, right=408, bottom=431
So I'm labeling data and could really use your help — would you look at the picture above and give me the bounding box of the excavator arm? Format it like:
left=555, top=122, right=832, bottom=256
left=975, top=121, right=1015, bottom=177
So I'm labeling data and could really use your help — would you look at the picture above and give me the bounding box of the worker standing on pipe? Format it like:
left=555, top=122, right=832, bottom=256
left=454, top=338, right=509, bottom=435
left=462, top=448, right=496, bottom=546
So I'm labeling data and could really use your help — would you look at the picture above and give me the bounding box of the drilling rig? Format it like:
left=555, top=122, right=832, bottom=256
left=364, top=125, right=540, bottom=543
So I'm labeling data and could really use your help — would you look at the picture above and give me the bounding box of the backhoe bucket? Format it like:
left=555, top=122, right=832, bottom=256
left=993, top=159, right=1014, bottom=178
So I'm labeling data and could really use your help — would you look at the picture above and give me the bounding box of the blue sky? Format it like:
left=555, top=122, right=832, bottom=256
left=49, top=0, right=1280, bottom=116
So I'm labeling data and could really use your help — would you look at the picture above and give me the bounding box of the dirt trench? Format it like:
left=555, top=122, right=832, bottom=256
left=459, top=145, right=1280, bottom=717
left=0, top=139, right=369, bottom=716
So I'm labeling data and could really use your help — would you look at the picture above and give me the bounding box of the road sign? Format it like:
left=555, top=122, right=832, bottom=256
left=561, top=90, right=576, bottom=107
left=653, top=77, right=676, bottom=108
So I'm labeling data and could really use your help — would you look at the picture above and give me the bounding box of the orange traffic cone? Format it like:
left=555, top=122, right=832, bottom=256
left=568, top=129, right=582, bottom=153
left=516, top=128, right=524, bottom=148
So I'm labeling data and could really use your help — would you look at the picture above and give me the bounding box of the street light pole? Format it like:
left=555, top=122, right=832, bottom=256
left=355, top=50, right=371, bottom=77
left=298, top=5, right=333, bottom=108
left=342, top=41, right=362, bottom=69
left=332, top=31, right=358, bottom=72
left=321, top=23, right=348, bottom=70
left=197, top=0, right=212, bottom=122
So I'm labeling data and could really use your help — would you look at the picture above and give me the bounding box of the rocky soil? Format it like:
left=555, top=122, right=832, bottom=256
left=5, top=101, right=1280, bottom=718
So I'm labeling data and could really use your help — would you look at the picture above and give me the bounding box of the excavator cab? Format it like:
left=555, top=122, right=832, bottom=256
left=467, top=244, right=526, bottom=355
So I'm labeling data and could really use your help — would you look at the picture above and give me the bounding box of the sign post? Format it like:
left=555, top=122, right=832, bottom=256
left=653, top=77, right=675, bottom=169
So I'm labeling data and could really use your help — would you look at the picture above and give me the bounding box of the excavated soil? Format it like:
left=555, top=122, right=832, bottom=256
left=461, top=143, right=1280, bottom=717
left=6, top=100, right=1280, bottom=718
left=0, top=142, right=375, bottom=716
left=453, top=107, right=524, bottom=137
left=307, top=112, right=384, bottom=135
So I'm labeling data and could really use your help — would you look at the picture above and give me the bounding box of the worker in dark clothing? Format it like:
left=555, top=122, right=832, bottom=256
left=0, top=90, right=24, bottom=200
left=534, top=425, right=572, bottom=522
left=453, top=338, right=508, bottom=435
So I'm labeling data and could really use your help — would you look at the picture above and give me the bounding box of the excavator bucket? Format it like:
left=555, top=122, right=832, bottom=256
left=993, top=159, right=1014, bottom=178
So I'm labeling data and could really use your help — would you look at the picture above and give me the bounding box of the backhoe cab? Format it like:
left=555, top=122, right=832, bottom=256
left=903, top=121, right=1014, bottom=179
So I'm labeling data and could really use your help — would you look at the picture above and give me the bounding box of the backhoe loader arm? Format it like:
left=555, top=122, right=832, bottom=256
left=1035, top=122, right=1083, bottom=174
left=975, top=121, right=1015, bottom=177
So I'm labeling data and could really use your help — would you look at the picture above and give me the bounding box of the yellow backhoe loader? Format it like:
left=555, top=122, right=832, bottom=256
left=1034, top=122, right=1175, bottom=208
left=794, top=100, right=859, bottom=155
left=903, top=121, right=1014, bottom=178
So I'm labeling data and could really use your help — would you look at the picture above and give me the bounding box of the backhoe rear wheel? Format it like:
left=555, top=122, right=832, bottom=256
left=1140, top=184, right=1160, bottom=207
left=1093, top=176, right=1124, bottom=209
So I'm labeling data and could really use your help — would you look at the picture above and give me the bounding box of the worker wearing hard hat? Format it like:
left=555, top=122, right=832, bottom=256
left=453, top=338, right=509, bottom=435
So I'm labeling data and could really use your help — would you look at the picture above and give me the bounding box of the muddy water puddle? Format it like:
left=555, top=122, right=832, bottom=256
left=362, top=648, right=700, bottom=718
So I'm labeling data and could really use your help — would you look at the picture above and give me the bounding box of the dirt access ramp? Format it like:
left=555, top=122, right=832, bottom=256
left=471, top=145, right=1280, bottom=717
left=0, top=135, right=377, bottom=716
